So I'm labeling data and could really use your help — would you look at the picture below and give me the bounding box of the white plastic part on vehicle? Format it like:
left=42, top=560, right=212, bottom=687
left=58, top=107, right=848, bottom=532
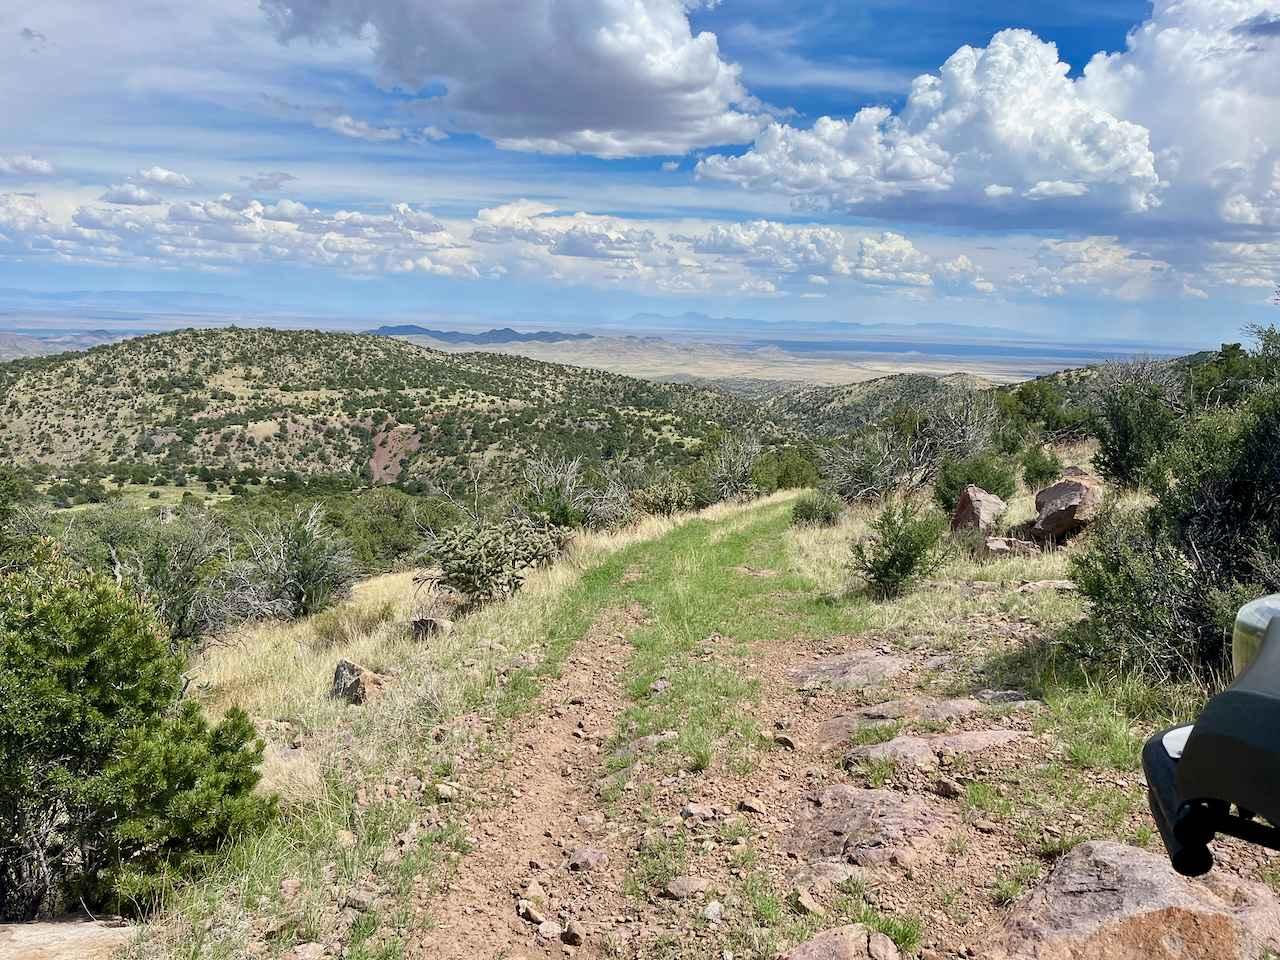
left=1234, top=595, right=1280, bottom=679
left=1162, top=724, right=1194, bottom=760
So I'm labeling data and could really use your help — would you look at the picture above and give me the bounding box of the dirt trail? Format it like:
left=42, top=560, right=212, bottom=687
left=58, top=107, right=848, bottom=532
left=407, top=606, right=646, bottom=959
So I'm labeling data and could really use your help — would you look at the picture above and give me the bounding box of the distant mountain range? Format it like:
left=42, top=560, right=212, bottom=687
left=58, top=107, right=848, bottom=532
left=0, top=329, right=128, bottom=361
left=369, top=325, right=594, bottom=345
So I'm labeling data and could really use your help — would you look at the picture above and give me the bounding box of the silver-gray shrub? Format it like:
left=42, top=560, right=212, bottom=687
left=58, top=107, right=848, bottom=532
left=708, top=434, right=763, bottom=501
left=234, top=504, right=360, bottom=620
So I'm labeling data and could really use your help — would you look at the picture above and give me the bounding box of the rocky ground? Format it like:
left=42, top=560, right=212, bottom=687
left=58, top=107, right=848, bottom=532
left=9, top=489, right=1280, bottom=960
left=391, top=495, right=1280, bottom=960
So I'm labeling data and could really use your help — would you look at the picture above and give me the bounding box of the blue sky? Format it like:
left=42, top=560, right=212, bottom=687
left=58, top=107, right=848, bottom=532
left=1, top=1, right=1278, bottom=345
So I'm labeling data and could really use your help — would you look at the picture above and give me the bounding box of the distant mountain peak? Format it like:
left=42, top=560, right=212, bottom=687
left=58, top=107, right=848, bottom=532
left=368, top=324, right=594, bottom=345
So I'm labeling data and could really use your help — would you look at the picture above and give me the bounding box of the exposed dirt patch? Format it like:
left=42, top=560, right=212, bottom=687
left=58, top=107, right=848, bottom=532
left=369, top=426, right=422, bottom=484
left=407, top=606, right=646, bottom=959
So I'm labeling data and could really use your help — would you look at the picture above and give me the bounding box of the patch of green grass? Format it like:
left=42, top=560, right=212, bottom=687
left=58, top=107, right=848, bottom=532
left=992, top=862, right=1042, bottom=906
left=624, top=829, right=688, bottom=898
left=964, top=782, right=1013, bottom=819
left=723, top=870, right=919, bottom=960
left=854, top=756, right=898, bottom=788
left=848, top=721, right=903, bottom=747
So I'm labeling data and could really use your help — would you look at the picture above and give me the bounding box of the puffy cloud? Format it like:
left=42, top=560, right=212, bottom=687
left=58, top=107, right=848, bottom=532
left=0, top=193, right=54, bottom=234
left=935, top=254, right=996, bottom=294
left=0, top=154, right=56, bottom=176
left=1025, top=180, right=1089, bottom=200
left=691, top=220, right=851, bottom=276
left=472, top=202, right=659, bottom=259
left=1080, top=0, right=1280, bottom=226
left=699, top=29, right=1160, bottom=215
left=849, top=232, right=934, bottom=287
left=100, top=183, right=161, bottom=205
left=0, top=191, right=478, bottom=277
left=701, top=1, right=1280, bottom=235
left=138, top=166, right=193, bottom=188
left=1011, top=236, right=1204, bottom=301
left=260, top=0, right=763, bottom=157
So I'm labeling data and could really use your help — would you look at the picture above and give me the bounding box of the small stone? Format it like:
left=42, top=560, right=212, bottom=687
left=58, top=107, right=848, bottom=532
left=681, top=802, right=718, bottom=822
left=562, top=919, right=585, bottom=946
left=518, top=899, right=547, bottom=925
left=280, top=877, right=302, bottom=901
left=665, top=876, right=713, bottom=900
left=330, top=658, right=385, bottom=704
left=795, top=888, right=826, bottom=917
left=568, top=847, right=608, bottom=872
left=537, top=920, right=563, bottom=941
left=774, top=733, right=798, bottom=750
left=738, top=797, right=767, bottom=815
left=336, top=829, right=357, bottom=849
left=435, top=783, right=458, bottom=801
left=341, top=889, right=375, bottom=912
left=933, top=777, right=964, bottom=799
left=649, top=678, right=671, bottom=695
left=703, top=900, right=724, bottom=922
left=411, top=617, right=454, bottom=641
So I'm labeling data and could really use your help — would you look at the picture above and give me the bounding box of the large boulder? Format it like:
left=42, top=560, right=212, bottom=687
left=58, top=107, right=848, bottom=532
left=1032, top=473, right=1104, bottom=542
left=780, top=924, right=901, bottom=960
left=988, top=840, right=1280, bottom=960
left=952, top=485, right=1008, bottom=533
left=330, top=658, right=385, bottom=704
left=0, top=920, right=134, bottom=960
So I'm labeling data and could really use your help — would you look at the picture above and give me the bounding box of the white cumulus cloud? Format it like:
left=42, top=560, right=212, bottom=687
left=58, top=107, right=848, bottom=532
left=698, top=29, right=1160, bottom=215
left=260, top=0, right=763, bottom=157
left=100, top=183, right=161, bottom=205
left=138, top=166, right=193, bottom=188
left=0, top=154, right=56, bottom=176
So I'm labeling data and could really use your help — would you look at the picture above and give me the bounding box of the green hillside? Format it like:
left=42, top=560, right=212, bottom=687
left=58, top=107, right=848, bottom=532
left=0, top=327, right=778, bottom=490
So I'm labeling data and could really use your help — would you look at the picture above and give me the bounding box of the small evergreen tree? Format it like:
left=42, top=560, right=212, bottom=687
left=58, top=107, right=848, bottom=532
left=0, top=548, right=273, bottom=920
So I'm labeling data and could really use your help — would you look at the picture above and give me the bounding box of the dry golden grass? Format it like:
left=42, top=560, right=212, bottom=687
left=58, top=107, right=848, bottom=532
left=189, top=496, right=782, bottom=805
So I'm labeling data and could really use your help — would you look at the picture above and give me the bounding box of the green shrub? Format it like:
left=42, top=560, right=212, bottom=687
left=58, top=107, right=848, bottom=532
left=633, top=474, right=696, bottom=517
left=239, top=505, right=359, bottom=619
left=791, top=490, right=843, bottom=527
left=1021, top=446, right=1064, bottom=489
left=752, top=448, right=820, bottom=492
left=933, top=453, right=1018, bottom=512
left=1070, top=509, right=1245, bottom=682
left=46, top=505, right=255, bottom=648
left=1147, top=386, right=1280, bottom=588
left=1092, top=384, right=1182, bottom=489
left=1073, top=386, right=1280, bottom=682
left=850, top=500, right=950, bottom=599
left=0, top=549, right=272, bottom=920
left=707, top=435, right=763, bottom=501
left=422, top=514, right=561, bottom=607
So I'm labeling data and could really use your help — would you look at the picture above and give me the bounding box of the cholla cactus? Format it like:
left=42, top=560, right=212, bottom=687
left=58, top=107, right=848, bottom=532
left=420, top=514, right=561, bottom=607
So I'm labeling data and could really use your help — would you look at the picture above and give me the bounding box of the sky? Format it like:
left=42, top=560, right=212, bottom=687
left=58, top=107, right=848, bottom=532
left=1, top=0, right=1278, bottom=345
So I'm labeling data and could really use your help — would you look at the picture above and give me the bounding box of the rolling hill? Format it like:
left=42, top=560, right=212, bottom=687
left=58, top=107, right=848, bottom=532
left=0, top=327, right=778, bottom=487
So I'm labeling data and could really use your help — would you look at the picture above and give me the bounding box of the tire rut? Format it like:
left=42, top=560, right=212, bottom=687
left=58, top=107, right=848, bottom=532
left=407, top=605, right=645, bottom=959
